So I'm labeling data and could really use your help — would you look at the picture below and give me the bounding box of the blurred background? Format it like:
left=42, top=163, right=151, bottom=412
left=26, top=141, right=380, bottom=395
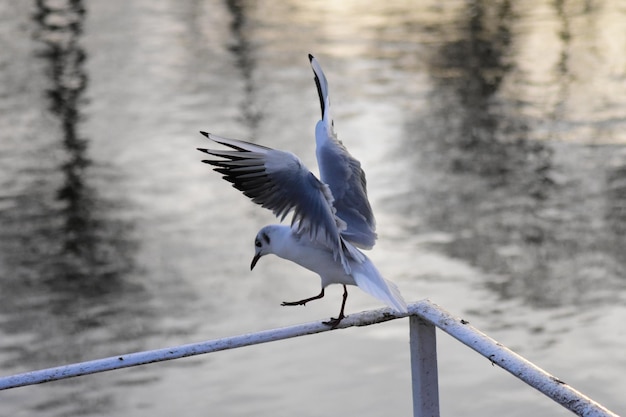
left=1, top=0, right=625, bottom=415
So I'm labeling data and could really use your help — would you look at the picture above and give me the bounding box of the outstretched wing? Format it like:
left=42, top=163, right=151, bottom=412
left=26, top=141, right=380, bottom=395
left=198, top=131, right=359, bottom=272
left=309, top=54, right=377, bottom=249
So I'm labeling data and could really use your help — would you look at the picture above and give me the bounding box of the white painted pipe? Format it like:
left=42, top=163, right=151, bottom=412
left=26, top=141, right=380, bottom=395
left=0, top=299, right=619, bottom=417
left=409, top=315, right=440, bottom=417
left=409, top=301, right=619, bottom=417
left=0, top=306, right=405, bottom=390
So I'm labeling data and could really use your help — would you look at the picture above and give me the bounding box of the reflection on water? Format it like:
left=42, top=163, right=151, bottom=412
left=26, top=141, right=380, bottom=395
left=35, top=0, right=92, bottom=263
left=400, top=0, right=625, bottom=309
left=30, top=0, right=135, bottom=284
left=426, top=0, right=547, bottom=180
left=406, top=0, right=556, bottom=303
left=225, top=0, right=262, bottom=133
left=0, top=0, right=147, bottom=378
left=0, top=0, right=625, bottom=416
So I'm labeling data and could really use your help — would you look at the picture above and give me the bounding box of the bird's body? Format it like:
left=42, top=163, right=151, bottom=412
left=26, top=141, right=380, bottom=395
left=259, top=225, right=357, bottom=288
left=254, top=224, right=407, bottom=314
left=198, top=54, right=407, bottom=326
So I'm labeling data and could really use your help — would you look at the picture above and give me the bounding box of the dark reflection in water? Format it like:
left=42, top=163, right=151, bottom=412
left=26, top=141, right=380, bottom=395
left=427, top=0, right=552, bottom=184
left=0, top=0, right=148, bottom=377
left=34, top=0, right=92, bottom=262
left=225, top=0, right=262, bottom=133
left=401, top=0, right=625, bottom=308
left=605, top=154, right=626, bottom=253
left=28, top=0, right=136, bottom=287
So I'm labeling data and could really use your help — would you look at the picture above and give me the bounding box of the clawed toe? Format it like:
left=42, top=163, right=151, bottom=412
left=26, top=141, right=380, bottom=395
left=323, top=315, right=344, bottom=329
left=280, top=286, right=349, bottom=330
left=281, top=289, right=325, bottom=308
left=281, top=300, right=306, bottom=307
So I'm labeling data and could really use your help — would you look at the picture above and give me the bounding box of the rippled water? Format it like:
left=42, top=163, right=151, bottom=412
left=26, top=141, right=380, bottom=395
left=1, top=1, right=625, bottom=416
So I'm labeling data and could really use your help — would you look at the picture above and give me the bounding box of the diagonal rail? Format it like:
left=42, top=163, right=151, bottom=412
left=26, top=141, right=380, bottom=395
left=0, top=306, right=405, bottom=391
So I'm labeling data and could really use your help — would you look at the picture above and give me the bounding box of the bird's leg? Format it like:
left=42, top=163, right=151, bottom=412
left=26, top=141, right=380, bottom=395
left=323, top=285, right=348, bottom=328
left=281, top=288, right=325, bottom=307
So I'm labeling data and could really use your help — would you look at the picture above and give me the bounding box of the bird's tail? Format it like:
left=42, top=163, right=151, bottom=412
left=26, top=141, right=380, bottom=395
left=352, top=261, right=408, bottom=314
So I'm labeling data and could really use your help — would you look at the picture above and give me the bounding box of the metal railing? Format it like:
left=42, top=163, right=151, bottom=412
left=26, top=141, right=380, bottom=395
left=0, top=299, right=620, bottom=417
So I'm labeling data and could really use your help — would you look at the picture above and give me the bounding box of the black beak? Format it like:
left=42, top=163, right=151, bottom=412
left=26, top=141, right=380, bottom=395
left=250, top=253, right=261, bottom=270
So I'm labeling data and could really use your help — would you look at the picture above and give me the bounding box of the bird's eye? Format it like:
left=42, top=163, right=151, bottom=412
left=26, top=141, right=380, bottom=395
left=255, top=240, right=262, bottom=248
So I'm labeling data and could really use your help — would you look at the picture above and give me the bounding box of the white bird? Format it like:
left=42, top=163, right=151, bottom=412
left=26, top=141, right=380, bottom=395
left=198, top=54, right=407, bottom=327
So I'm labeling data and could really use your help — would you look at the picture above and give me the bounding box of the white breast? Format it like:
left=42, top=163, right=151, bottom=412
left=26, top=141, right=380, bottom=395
left=274, top=230, right=357, bottom=288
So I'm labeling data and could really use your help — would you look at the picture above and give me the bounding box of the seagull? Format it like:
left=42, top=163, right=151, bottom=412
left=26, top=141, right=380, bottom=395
left=197, top=54, right=407, bottom=327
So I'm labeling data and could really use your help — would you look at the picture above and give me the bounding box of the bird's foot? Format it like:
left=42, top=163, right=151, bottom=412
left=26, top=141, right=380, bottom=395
left=322, top=314, right=345, bottom=329
left=281, top=289, right=325, bottom=307
left=281, top=300, right=308, bottom=307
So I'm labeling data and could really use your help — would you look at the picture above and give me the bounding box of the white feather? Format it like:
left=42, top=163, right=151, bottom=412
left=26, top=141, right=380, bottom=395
left=353, top=266, right=408, bottom=314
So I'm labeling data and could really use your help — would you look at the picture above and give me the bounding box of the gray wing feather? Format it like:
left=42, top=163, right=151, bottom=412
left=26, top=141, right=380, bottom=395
left=309, top=55, right=377, bottom=249
left=198, top=131, right=354, bottom=272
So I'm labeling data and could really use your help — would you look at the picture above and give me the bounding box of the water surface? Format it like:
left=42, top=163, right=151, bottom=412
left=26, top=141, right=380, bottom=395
left=1, top=1, right=625, bottom=415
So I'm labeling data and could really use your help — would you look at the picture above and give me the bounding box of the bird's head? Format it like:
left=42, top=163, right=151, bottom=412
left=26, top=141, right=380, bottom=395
left=250, top=227, right=273, bottom=270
